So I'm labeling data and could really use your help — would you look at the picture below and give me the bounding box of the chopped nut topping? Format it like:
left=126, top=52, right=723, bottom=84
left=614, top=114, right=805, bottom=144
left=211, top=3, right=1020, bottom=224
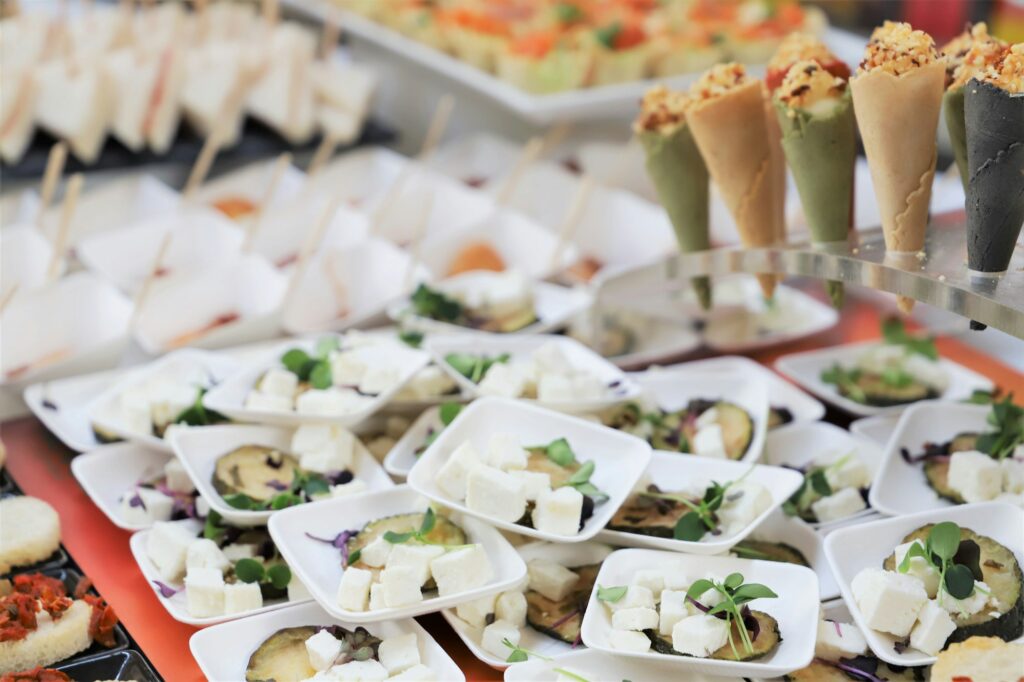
left=981, top=42, right=1023, bottom=93
left=634, top=85, right=692, bottom=134
left=941, top=22, right=1007, bottom=89
left=688, top=62, right=750, bottom=101
left=858, top=21, right=938, bottom=77
left=779, top=59, right=846, bottom=110
left=768, top=33, right=837, bottom=73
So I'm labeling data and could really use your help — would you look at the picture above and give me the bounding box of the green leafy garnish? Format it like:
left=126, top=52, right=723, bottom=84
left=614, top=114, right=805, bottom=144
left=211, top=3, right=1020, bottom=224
left=266, top=564, right=292, bottom=590
left=552, top=669, right=590, bottom=682
left=641, top=468, right=754, bottom=541
left=554, top=2, right=584, bottom=24
left=530, top=437, right=576, bottom=467
left=173, top=386, right=227, bottom=427
left=398, top=330, right=424, bottom=348
left=439, top=402, right=463, bottom=426
left=223, top=493, right=261, bottom=510
left=881, top=317, right=938, bottom=360
left=445, top=352, right=510, bottom=383
left=278, top=336, right=340, bottom=388
left=596, top=584, right=628, bottom=603
left=782, top=454, right=859, bottom=518
left=203, top=510, right=226, bottom=541
left=881, top=366, right=914, bottom=389
left=820, top=364, right=867, bottom=404
left=503, top=638, right=552, bottom=663
left=235, top=558, right=265, bottom=583
left=686, top=573, right=777, bottom=660
left=594, top=21, right=621, bottom=49
left=964, top=389, right=998, bottom=405
left=559, top=459, right=609, bottom=504
left=410, top=284, right=463, bottom=323
left=384, top=508, right=435, bottom=545
left=975, top=394, right=1024, bottom=461
left=897, top=522, right=981, bottom=600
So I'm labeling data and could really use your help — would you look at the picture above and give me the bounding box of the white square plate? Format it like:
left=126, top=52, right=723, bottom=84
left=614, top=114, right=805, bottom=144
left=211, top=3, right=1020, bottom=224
left=741, top=509, right=839, bottom=601
left=503, top=647, right=736, bottom=682
left=129, top=518, right=310, bottom=626
left=426, top=333, right=641, bottom=414
left=868, top=401, right=992, bottom=517
left=579, top=548, right=819, bottom=678
left=190, top=600, right=464, bottom=682
left=169, top=423, right=394, bottom=525
left=824, top=502, right=1024, bottom=666
left=382, top=405, right=443, bottom=479
left=596, top=451, right=802, bottom=555
left=203, top=336, right=430, bottom=428
left=443, top=541, right=614, bottom=669
left=267, top=485, right=526, bottom=623
left=849, top=413, right=902, bottom=447
left=774, top=340, right=993, bottom=417
left=407, top=397, right=652, bottom=543
left=764, top=421, right=883, bottom=529
left=25, top=367, right=125, bottom=452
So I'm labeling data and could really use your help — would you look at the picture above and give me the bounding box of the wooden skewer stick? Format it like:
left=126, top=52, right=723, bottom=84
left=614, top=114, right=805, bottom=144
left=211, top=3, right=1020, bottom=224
left=540, top=121, right=573, bottom=158
left=46, top=173, right=83, bottom=281
left=403, top=192, right=434, bottom=292
left=182, top=127, right=224, bottom=201
left=306, top=133, right=341, bottom=179
left=549, top=175, right=594, bottom=273
left=282, top=195, right=342, bottom=312
left=322, top=257, right=349, bottom=319
left=243, top=152, right=292, bottom=252
left=320, top=11, right=341, bottom=62
left=494, top=136, right=544, bottom=207
left=0, top=284, right=19, bottom=315
left=35, top=142, right=68, bottom=228
left=262, top=0, right=279, bottom=28
left=130, top=231, right=173, bottom=329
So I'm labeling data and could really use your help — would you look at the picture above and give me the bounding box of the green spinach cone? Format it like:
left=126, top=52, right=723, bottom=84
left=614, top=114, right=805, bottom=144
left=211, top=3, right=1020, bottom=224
left=635, top=87, right=712, bottom=309
left=774, top=62, right=856, bottom=307
left=964, top=75, right=1024, bottom=274
left=944, top=86, right=969, bottom=190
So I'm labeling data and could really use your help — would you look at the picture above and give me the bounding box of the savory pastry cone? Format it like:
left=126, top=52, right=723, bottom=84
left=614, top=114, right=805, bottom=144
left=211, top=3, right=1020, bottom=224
left=940, top=23, right=1007, bottom=189
left=964, top=44, right=1024, bottom=275
left=773, top=60, right=856, bottom=308
left=634, top=86, right=712, bottom=309
left=686, top=63, right=779, bottom=299
left=850, top=22, right=945, bottom=258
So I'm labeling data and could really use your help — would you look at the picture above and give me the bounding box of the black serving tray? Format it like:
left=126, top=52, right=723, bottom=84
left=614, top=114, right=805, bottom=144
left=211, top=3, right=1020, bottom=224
left=57, top=650, right=161, bottom=682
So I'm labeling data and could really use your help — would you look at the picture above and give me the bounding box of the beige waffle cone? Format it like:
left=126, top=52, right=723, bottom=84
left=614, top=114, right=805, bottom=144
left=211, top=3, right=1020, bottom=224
left=850, top=62, right=945, bottom=254
left=687, top=79, right=778, bottom=299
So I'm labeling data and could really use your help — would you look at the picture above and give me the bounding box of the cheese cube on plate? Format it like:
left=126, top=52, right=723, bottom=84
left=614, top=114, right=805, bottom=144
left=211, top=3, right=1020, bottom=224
left=477, top=363, right=525, bottom=399
left=296, top=388, right=367, bottom=417
left=509, top=470, right=551, bottom=502
left=336, top=567, right=374, bottom=612
left=570, top=374, right=606, bottom=401
left=378, top=632, right=421, bottom=675
left=330, top=480, right=368, bottom=498
left=306, top=629, right=342, bottom=671
left=695, top=407, right=719, bottom=430
left=245, top=391, right=293, bottom=412
left=612, top=607, right=658, bottom=631
left=532, top=486, right=583, bottom=536
left=824, top=454, right=872, bottom=491
left=292, top=424, right=355, bottom=457
left=851, top=568, right=928, bottom=637
left=330, top=659, right=388, bottom=682
left=532, top=341, right=569, bottom=372
left=632, top=569, right=665, bottom=600
left=607, top=585, right=655, bottom=612
left=481, top=619, right=519, bottom=658
left=430, top=545, right=493, bottom=596
left=937, top=580, right=993, bottom=618
left=259, top=368, right=298, bottom=396
left=147, top=521, right=198, bottom=581
left=185, top=567, right=225, bottom=618
left=150, top=384, right=196, bottom=429
left=1002, top=459, right=1024, bottom=494
left=465, top=466, right=527, bottom=523
left=659, top=590, right=689, bottom=635
left=693, top=424, right=728, bottom=459
left=815, top=620, right=868, bottom=661
left=485, top=433, right=527, bottom=471
left=434, top=441, right=482, bottom=501
left=495, top=590, right=527, bottom=627
left=672, top=614, right=730, bottom=657
left=164, top=458, right=195, bottom=493
left=369, top=583, right=387, bottom=611
left=456, top=594, right=496, bottom=628
left=359, top=366, right=399, bottom=396
left=717, top=481, right=772, bottom=534
left=895, top=539, right=940, bottom=598
left=400, top=366, right=455, bottom=400
left=387, top=544, right=444, bottom=587
left=608, top=629, right=652, bottom=653
left=910, top=600, right=957, bottom=656
left=223, top=581, right=263, bottom=614
left=380, top=566, right=424, bottom=608
left=120, top=487, right=173, bottom=526
left=223, top=544, right=257, bottom=562
left=903, top=354, right=949, bottom=392
left=811, top=487, right=867, bottom=524
left=388, top=664, right=433, bottom=680
left=948, top=451, right=1002, bottom=503
left=330, top=351, right=366, bottom=386
left=359, top=536, right=394, bottom=568
left=186, top=538, right=229, bottom=574
left=527, top=559, right=578, bottom=601
left=537, top=374, right=574, bottom=403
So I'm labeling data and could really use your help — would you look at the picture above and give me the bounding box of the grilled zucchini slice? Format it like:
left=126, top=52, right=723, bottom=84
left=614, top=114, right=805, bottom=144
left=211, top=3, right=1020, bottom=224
left=525, top=564, right=600, bottom=644
left=883, top=525, right=1024, bottom=644
left=646, top=610, right=781, bottom=661
left=345, top=512, right=466, bottom=590
left=607, top=487, right=684, bottom=538
left=212, top=445, right=300, bottom=503
left=922, top=432, right=980, bottom=504
left=847, top=373, right=939, bottom=407
left=784, top=658, right=925, bottom=681
left=768, top=407, right=795, bottom=430
left=246, top=626, right=318, bottom=682
left=731, top=540, right=810, bottom=567
left=92, top=423, right=125, bottom=444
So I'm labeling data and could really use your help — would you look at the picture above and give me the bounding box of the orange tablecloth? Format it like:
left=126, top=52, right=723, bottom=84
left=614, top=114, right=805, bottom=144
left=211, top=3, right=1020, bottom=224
left=4, top=296, right=1022, bottom=682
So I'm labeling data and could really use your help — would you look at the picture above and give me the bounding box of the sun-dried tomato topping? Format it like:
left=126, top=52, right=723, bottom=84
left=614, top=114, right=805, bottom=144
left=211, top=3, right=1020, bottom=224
left=0, top=668, right=72, bottom=682
left=72, top=576, right=92, bottom=600
left=0, top=593, right=40, bottom=642
left=12, top=574, right=66, bottom=601
left=82, top=595, right=118, bottom=648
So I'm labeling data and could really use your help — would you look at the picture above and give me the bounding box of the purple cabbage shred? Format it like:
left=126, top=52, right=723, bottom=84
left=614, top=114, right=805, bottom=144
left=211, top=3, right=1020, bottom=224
left=152, top=580, right=182, bottom=598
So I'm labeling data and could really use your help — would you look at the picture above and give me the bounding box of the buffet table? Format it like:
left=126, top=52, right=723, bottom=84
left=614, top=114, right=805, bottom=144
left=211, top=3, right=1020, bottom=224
left=5, top=293, right=1021, bottom=682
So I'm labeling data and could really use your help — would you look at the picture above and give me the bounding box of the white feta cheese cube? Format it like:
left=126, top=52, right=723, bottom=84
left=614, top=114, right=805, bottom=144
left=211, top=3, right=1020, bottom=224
left=509, top=470, right=551, bottom=502
left=359, top=536, right=394, bottom=568
left=659, top=590, right=689, bottom=635
left=895, top=539, right=940, bottom=598
left=400, top=366, right=455, bottom=400
left=336, top=567, right=374, bottom=612
left=671, top=614, right=730, bottom=657
left=632, top=569, right=665, bottom=601
left=331, top=480, right=368, bottom=498
left=608, top=629, right=652, bottom=653
left=434, top=441, right=482, bottom=501
left=481, top=619, right=519, bottom=659
left=296, top=388, right=366, bottom=417
left=484, top=433, right=527, bottom=471
left=245, top=391, right=293, bottom=412
left=477, top=363, right=525, bottom=399
left=163, top=458, right=195, bottom=494
left=532, top=486, right=583, bottom=536
left=611, top=607, right=658, bottom=631
left=369, top=583, right=387, bottom=611
left=196, top=496, right=211, bottom=519
left=330, top=659, right=388, bottom=682
left=184, top=567, right=225, bottom=618
left=910, top=600, right=957, bottom=656
left=995, top=491, right=1024, bottom=508
left=380, top=566, right=424, bottom=608
left=537, top=374, right=574, bottom=403
left=120, top=487, right=174, bottom=525
left=823, top=454, right=872, bottom=491
left=1002, top=459, right=1024, bottom=494
left=288, top=576, right=312, bottom=602
left=903, top=354, right=949, bottom=392
left=305, top=629, right=343, bottom=671
left=430, top=545, right=494, bottom=596
left=695, top=407, right=719, bottom=430
left=223, top=544, right=257, bottom=562
left=388, top=664, right=434, bottom=681
left=330, top=351, right=366, bottom=386
left=662, top=566, right=692, bottom=592
left=937, top=580, right=993, bottom=618
left=456, top=594, right=497, bottom=628
left=718, top=481, right=772, bottom=534
left=359, top=366, right=400, bottom=396
left=186, top=538, right=229, bottom=574
left=150, top=384, right=197, bottom=428
left=948, top=451, right=1003, bottom=503
left=811, top=487, right=867, bottom=524
left=815, top=620, right=868, bottom=661
left=386, top=544, right=444, bottom=587
left=570, top=374, right=606, bottom=401
left=378, top=632, right=421, bottom=675
left=607, top=585, right=655, bottom=612
left=495, top=591, right=527, bottom=628
left=259, top=368, right=299, bottom=397
left=693, top=424, right=728, bottom=459
left=291, top=425, right=356, bottom=473
left=147, top=521, right=198, bottom=581
left=465, top=466, right=527, bottom=523
left=851, top=568, right=928, bottom=637
left=223, top=581, right=263, bottom=614
left=532, top=341, right=570, bottom=372
left=527, top=560, right=578, bottom=601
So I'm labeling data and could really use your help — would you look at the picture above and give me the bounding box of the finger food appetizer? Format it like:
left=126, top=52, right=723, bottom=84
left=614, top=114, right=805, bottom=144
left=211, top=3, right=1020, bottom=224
left=0, top=572, right=118, bottom=674
left=245, top=624, right=438, bottom=682
left=0, top=497, right=60, bottom=575
left=145, top=518, right=299, bottom=620
left=782, top=450, right=872, bottom=524
left=900, top=396, right=1024, bottom=507
left=407, top=271, right=537, bottom=334
left=117, top=458, right=198, bottom=527
left=851, top=521, right=1023, bottom=657
left=602, top=399, right=755, bottom=460
left=785, top=615, right=929, bottom=681
left=930, top=635, right=1024, bottom=682
left=821, top=319, right=949, bottom=408
left=431, top=433, right=607, bottom=538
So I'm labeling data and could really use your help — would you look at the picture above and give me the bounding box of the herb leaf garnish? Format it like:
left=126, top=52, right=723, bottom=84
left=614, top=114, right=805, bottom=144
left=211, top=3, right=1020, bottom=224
left=596, top=585, right=627, bottom=603
left=685, top=573, right=777, bottom=660
left=411, top=284, right=463, bottom=323
left=897, top=522, right=979, bottom=600
left=881, top=317, right=938, bottom=360
left=503, top=638, right=552, bottom=663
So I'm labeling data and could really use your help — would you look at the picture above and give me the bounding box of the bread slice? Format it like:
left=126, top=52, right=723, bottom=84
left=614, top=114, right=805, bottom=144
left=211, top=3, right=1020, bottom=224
left=0, top=599, right=92, bottom=674
left=0, top=496, right=61, bottom=573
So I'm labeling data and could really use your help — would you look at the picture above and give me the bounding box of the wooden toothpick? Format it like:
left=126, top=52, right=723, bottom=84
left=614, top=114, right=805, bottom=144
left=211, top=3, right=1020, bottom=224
left=495, top=136, right=543, bottom=207
left=283, top=195, right=342, bottom=311
left=0, top=284, right=19, bottom=315
left=46, top=173, right=83, bottom=281
left=306, top=133, right=341, bottom=179
left=403, top=192, right=434, bottom=292
left=320, top=11, right=341, bottom=62
left=549, top=175, right=594, bottom=273
left=244, top=152, right=292, bottom=252
left=130, top=231, right=173, bottom=329
left=36, top=142, right=67, bottom=228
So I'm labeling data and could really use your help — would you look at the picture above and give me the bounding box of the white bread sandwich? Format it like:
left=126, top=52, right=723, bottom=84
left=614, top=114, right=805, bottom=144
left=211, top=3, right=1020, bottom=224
left=63, top=5, right=132, bottom=63
left=247, top=23, right=318, bottom=144
left=34, top=62, right=111, bottom=163
left=0, top=67, right=38, bottom=164
left=311, top=61, right=377, bottom=145
left=103, top=46, right=185, bottom=154
left=0, top=496, right=60, bottom=574
left=180, top=42, right=252, bottom=147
